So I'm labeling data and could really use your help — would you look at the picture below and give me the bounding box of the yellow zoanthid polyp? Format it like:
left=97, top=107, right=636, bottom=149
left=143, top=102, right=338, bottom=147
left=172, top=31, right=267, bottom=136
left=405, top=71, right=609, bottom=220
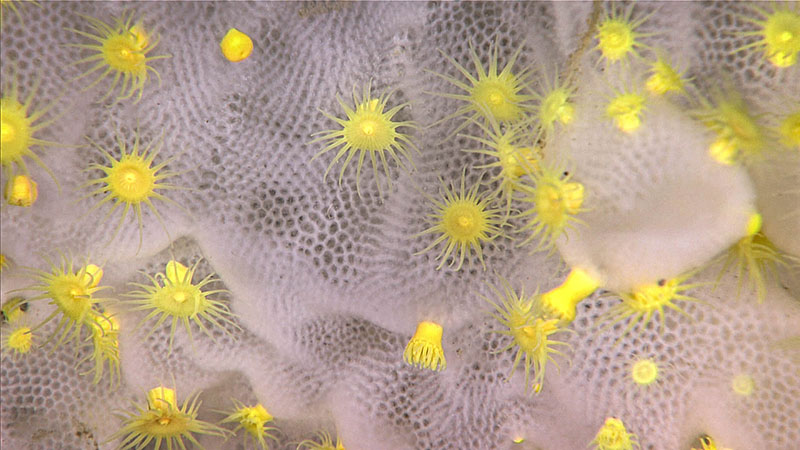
left=1, top=315, right=37, bottom=360
left=606, top=90, right=647, bottom=134
left=125, top=259, right=240, bottom=352
left=4, top=174, right=37, bottom=207
left=599, top=272, right=704, bottom=342
left=67, top=10, right=170, bottom=103
left=539, top=267, right=601, bottom=324
left=79, top=309, right=121, bottom=387
left=629, top=357, right=660, bottom=387
left=81, top=129, right=186, bottom=252
left=779, top=110, right=800, bottom=150
left=645, top=54, right=689, bottom=97
left=310, top=82, right=419, bottom=199
left=594, top=3, right=654, bottom=66
left=734, top=3, right=800, bottom=68
left=460, top=115, right=541, bottom=213
left=108, top=385, right=228, bottom=450
left=530, top=69, right=576, bottom=141
left=427, top=40, right=534, bottom=136
left=515, top=166, right=586, bottom=254
left=415, top=169, right=505, bottom=271
left=220, top=28, right=254, bottom=63
left=220, top=400, right=278, bottom=450
left=717, top=212, right=793, bottom=303
left=1, top=69, right=61, bottom=183
left=481, top=277, right=570, bottom=394
left=695, top=90, right=767, bottom=165
left=403, top=320, right=446, bottom=372
left=731, top=373, right=756, bottom=397
left=297, top=431, right=346, bottom=450
left=19, top=255, right=110, bottom=350
left=590, top=417, right=640, bottom=450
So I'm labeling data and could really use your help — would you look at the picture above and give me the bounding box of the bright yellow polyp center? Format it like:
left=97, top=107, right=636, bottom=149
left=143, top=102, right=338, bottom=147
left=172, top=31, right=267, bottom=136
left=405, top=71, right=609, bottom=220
left=343, top=102, right=395, bottom=152
left=631, top=279, right=677, bottom=312
left=495, top=138, right=539, bottom=182
left=500, top=150, right=520, bottom=177
left=173, top=291, right=188, bottom=303
left=139, top=386, right=199, bottom=437
left=535, top=181, right=585, bottom=227
left=514, top=318, right=558, bottom=354
left=8, top=327, right=32, bottom=354
left=360, top=120, right=376, bottom=136
left=403, top=321, right=446, bottom=371
left=731, top=374, right=755, bottom=396
left=239, top=404, right=273, bottom=435
left=0, top=98, right=32, bottom=164
left=763, top=11, right=800, bottom=67
left=779, top=112, right=800, bottom=149
left=607, top=93, right=646, bottom=133
left=631, top=359, right=659, bottom=386
left=49, top=275, right=92, bottom=321
left=5, top=174, right=38, bottom=207
left=593, top=417, right=636, bottom=450
left=456, top=215, right=472, bottom=228
left=519, top=325, right=537, bottom=346
left=220, top=28, right=254, bottom=62
left=442, top=202, right=485, bottom=242
left=541, top=268, right=600, bottom=323
left=597, top=20, right=634, bottom=61
left=488, top=91, right=503, bottom=105
left=103, top=34, right=146, bottom=74
left=152, top=260, right=207, bottom=316
left=646, top=60, right=683, bottom=95
left=472, top=74, right=523, bottom=122
left=154, top=284, right=203, bottom=317
left=108, top=158, right=156, bottom=203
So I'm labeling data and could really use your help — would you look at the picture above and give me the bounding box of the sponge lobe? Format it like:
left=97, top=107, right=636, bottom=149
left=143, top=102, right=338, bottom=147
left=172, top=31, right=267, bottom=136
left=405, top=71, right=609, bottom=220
left=552, top=93, right=754, bottom=290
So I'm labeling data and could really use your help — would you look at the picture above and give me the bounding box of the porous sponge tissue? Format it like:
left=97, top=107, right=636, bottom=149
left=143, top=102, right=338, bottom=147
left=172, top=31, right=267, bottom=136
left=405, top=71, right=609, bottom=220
left=1, top=2, right=799, bottom=450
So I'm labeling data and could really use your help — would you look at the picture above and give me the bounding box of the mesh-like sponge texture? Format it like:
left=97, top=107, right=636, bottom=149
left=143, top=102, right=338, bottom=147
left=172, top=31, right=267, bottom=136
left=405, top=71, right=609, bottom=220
left=554, top=270, right=800, bottom=450
left=2, top=2, right=799, bottom=450
left=0, top=305, right=124, bottom=450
